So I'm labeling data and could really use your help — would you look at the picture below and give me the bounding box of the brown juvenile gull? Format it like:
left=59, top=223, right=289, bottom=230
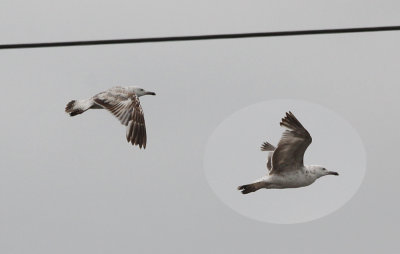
left=65, top=86, right=156, bottom=148
left=238, top=111, right=339, bottom=194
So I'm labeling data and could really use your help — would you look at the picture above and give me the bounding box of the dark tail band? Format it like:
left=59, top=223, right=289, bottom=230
left=65, top=100, right=84, bottom=116
left=237, top=182, right=264, bottom=194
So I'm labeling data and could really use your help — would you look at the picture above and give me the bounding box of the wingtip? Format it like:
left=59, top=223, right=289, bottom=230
left=126, top=122, right=147, bottom=149
left=280, top=110, right=302, bottom=129
left=260, top=141, right=275, bottom=151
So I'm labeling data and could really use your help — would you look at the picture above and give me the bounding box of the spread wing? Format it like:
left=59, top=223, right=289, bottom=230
left=93, top=87, right=147, bottom=148
left=270, top=111, right=312, bottom=174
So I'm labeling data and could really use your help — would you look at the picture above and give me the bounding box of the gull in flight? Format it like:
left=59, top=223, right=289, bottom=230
left=65, top=86, right=156, bottom=148
left=238, top=111, right=339, bottom=194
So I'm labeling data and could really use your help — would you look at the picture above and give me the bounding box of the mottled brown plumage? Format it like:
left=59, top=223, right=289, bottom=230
left=65, top=86, right=155, bottom=148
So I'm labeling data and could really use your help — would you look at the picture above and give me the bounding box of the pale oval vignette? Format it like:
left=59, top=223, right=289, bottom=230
left=204, top=99, right=367, bottom=224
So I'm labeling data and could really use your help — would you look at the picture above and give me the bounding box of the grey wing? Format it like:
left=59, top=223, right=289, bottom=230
left=93, top=88, right=147, bottom=148
left=270, top=111, right=312, bottom=174
left=260, top=141, right=276, bottom=171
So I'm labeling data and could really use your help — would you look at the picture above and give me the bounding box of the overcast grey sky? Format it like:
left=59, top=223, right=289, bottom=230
left=1, top=1, right=400, bottom=253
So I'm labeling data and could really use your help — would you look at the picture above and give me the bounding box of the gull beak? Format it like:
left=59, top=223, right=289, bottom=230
left=328, top=171, right=339, bottom=176
left=145, top=91, right=156, bottom=96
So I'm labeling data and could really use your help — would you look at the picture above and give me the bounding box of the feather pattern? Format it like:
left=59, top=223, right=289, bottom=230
left=93, top=87, right=147, bottom=148
left=270, top=111, right=312, bottom=174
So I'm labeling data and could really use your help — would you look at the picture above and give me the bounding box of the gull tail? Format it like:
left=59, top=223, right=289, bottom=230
left=237, top=181, right=265, bottom=194
left=261, top=141, right=276, bottom=151
left=65, top=99, right=94, bottom=116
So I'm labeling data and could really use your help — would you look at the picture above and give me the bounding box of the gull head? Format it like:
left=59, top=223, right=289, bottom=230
left=131, top=87, right=156, bottom=97
left=309, top=165, right=339, bottom=178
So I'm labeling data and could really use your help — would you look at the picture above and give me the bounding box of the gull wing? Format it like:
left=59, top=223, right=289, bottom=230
left=270, top=112, right=312, bottom=174
left=93, top=87, right=147, bottom=148
left=260, top=141, right=276, bottom=171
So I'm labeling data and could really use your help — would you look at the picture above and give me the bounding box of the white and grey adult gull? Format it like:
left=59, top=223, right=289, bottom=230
left=238, top=111, right=339, bottom=194
left=65, top=86, right=156, bottom=148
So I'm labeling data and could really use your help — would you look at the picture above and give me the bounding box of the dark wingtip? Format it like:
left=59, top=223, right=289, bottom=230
left=280, top=110, right=303, bottom=129
left=126, top=121, right=147, bottom=149
left=260, top=141, right=275, bottom=151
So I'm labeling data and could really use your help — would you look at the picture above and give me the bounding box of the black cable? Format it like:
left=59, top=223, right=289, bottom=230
left=1, top=25, right=400, bottom=50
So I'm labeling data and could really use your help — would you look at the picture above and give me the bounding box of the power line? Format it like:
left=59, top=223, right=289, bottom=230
left=1, top=25, right=400, bottom=50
